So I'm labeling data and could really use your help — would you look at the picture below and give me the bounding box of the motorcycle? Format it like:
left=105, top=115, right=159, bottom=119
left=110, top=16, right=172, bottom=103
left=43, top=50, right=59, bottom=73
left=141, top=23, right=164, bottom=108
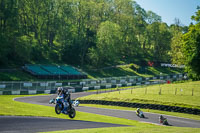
left=49, top=96, right=76, bottom=118
left=136, top=111, right=145, bottom=118
left=49, top=98, right=79, bottom=107
left=159, top=115, right=169, bottom=125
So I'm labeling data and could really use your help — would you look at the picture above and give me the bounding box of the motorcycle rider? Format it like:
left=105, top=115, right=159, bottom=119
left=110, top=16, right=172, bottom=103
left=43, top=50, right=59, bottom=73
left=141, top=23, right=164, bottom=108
left=159, top=115, right=168, bottom=125
left=136, top=108, right=145, bottom=118
left=159, top=115, right=164, bottom=122
left=57, top=87, right=71, bottom=113
left=136, top=108, right=141, bottom=115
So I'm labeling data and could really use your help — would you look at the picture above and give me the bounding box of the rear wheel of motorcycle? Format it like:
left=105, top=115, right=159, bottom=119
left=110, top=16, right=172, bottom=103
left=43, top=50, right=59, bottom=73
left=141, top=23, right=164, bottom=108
left=69, top=107, right=76, bottom=118
left=141, top=114, right=145, bottom=118
left=55, top=104, right=63, bottom=114
left=163, top=121, right=169, bottom=125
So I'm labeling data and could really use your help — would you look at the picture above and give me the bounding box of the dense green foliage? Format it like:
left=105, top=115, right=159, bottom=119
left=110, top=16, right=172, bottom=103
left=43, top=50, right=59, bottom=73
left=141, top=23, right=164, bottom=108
left=1, top=0, right=200, bottom=79
left=171, top=7, right=200, bottom=80
left=0, top=0, right=180, bottom=67
left=182, top=7, right=200, bottom=80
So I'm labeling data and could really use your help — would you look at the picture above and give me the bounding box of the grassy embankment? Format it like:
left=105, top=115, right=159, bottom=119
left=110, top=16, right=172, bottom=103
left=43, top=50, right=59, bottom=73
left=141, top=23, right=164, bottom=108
left=0, top=64, right=183, bottom=81
left=85, top=64, right=183, bottom=79
left=79, top=81, right=200, bottom=109
left=0, top=95, right=200, bottom=133
left=0, top=70, right=37, bottom=81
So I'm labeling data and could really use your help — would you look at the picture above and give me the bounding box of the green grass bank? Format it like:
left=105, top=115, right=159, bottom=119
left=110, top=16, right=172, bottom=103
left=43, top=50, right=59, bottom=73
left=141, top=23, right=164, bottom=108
left=78, top=81, right=200, bottom=110
left=0, top=64, right=183, bottom=81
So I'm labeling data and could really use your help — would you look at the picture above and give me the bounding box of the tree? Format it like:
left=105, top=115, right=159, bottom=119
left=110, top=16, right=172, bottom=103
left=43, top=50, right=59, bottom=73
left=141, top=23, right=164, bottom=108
left=0, top=0, right=180, bottom=69
left=181, top=7, right=200, bottom=79
left=170, top=18, right=185, bottom=65
left=0, top=0, right=24, bottom=65
left=147, top=22, right=171, bottom=62
left=146, top=11, right=161, bottom=24
left=88, top=21, right=122, bottom=67
left=170, top=32, right=184, bottom=65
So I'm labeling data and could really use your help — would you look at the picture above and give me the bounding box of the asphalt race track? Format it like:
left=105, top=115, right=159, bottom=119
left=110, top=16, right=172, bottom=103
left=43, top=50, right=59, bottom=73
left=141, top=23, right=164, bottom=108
left=0, top=116, right=126, bottom=133
left=15, top=92, right=200, bottom=128
left=3, top=91, right=200, bottom=133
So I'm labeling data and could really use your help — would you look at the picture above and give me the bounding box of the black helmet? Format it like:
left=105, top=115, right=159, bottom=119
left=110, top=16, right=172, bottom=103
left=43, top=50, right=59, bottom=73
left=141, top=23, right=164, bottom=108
left=57, top=87, right=63, bottom=93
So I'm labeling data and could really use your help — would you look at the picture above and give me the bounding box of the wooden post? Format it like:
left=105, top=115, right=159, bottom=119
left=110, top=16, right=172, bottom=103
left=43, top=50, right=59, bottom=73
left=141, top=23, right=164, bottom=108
left=192, top=88, right=194, bottom=96
left=175, top=88, right=177, bottom=95
left=159, top=88, right=161, bottom=95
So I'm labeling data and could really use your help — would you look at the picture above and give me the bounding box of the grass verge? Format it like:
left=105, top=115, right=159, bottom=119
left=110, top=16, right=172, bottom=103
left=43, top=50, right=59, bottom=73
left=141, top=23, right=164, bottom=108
left=41, top=126, right=200, bottom=133
left=0, top=95, right=135, bottom=125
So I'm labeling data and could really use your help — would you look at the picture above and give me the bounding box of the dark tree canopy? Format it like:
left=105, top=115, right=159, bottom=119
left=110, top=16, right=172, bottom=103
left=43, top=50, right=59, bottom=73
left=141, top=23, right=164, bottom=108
left=0, top=0, right=198, bottom=80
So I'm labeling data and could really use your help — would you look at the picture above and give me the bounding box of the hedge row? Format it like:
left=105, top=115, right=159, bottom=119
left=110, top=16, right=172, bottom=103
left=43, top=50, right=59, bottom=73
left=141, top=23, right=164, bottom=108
left=79, top=100, right=200, bottom=115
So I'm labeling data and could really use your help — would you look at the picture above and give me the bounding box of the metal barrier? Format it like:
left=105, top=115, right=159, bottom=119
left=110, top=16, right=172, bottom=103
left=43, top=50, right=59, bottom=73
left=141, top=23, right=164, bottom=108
left=0, top=73, right=186, bottom=95
left=0, top=81, right=56, bottom=95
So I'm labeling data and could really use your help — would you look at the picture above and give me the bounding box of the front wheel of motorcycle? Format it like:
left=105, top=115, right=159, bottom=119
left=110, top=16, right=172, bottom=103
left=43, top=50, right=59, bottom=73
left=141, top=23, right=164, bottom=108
left=55, top=104, right=63, bottom=114
left=69, top=107, right=76, bottom=118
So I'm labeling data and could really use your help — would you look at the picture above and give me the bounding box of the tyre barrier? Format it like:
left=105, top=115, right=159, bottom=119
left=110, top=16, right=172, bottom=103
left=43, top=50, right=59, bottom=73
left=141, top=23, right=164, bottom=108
left=79, top=100, right=200, bottom=115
